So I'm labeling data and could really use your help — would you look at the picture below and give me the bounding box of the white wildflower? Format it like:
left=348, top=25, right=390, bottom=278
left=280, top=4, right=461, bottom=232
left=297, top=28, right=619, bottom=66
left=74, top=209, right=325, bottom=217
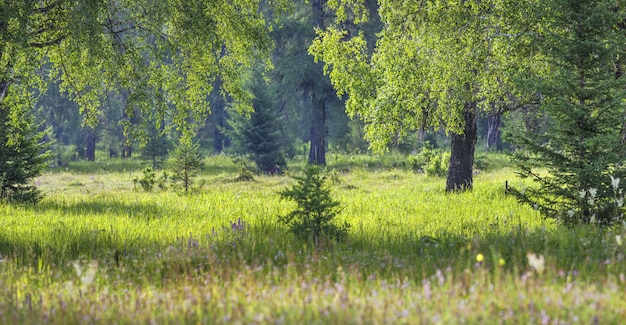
left=611, top=176, right=620, bottom=191
left=567, top=210, right=575, bottom=219
left=579, top=189, right=587, bottom=199
left=616, top=235, right=623, bottom=247
left=73, top=260, right=98, bottom=288
left=589, top=188, right=598, bottom=198
left=527, top=253, right=545, bottom=273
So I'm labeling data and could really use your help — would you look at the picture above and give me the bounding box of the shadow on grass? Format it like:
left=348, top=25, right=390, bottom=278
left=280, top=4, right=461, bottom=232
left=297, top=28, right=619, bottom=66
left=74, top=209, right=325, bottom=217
left=341, top=222, right=622, bottom=281
left=1, top=203, right=621, bottom=284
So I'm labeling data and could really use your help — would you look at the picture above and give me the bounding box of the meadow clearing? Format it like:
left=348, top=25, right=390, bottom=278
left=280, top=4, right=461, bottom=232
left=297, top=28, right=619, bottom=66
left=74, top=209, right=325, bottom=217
left=0, top=154, right=625, bottom=324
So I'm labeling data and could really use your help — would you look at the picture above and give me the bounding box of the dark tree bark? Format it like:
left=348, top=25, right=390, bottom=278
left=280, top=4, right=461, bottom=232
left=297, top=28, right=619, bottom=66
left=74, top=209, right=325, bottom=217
left=121, top=144, right=132, bottom=158
left=486, top=113, right=502, bottom=150
left=307, top=0, right=327, bottom=166
left=85, top=129, right=96, bottom=161
left=446, top=107, right=477, bottom=192
left=212, top=99, right=230, bottom=153
left=208, top=75, right=230, bottom=153
left=120, top=91, right=133, bottom=159
left=308, top=97, right=327, bottom=165
left=0, top=80, right=10, bottom=103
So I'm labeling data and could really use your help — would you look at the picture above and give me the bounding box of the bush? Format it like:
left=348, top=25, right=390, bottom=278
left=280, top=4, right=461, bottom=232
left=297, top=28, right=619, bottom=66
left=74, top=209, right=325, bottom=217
left=279, top=166, right=349, bottom=247
left=409, top=146, right=448, bottom=177
left=231, top=156, right=255, bottom=182
left=133, top=167, right=156, bottom=192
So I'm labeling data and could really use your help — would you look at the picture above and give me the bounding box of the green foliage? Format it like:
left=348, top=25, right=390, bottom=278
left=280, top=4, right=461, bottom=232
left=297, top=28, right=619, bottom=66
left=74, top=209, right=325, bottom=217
left=0, top=100, right=51, bottom=203
left=310, top=0, right=529, bottom=152
left=334, top=119, right=370, bottom=154
left=279, top=166, right=349, bottom=246
left=473, top=154, right=489, bottom=171
left=231, top=156, right=255, bottom=182
left=408, top=146, right=448, bottom=177
left=171, top=136, right=204, bottom=194
left=228, top=77, right=287, bottom=174
left=133, top=167, right=156, bottom=192
left=56, top=145, right=78, bottom=167
left=157, top=171, right=169, bottom=191
left=140, top=118, right=171, bottom=169
left=509, top=0, right=626, bottom=226
left=309, top=0, right=531, bottom=191
left=1, top=0, right=292, bottom=140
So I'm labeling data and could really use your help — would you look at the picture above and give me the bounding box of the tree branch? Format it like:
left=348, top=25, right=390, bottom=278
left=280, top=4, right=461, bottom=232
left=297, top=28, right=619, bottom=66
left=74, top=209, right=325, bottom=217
left=28, top=36, right=64, bottom=48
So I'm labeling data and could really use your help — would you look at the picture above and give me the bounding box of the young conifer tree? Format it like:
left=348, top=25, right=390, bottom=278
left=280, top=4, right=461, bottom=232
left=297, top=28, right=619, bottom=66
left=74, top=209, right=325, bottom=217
left=171, top=135, right=204, bottom=194
left=0, top=90, right=51, bottom=203
left=510, top=0, right=626, bottom=225
left=141, top=118, right=171, bottom=169
left=229, top=77, right=286, bottom=174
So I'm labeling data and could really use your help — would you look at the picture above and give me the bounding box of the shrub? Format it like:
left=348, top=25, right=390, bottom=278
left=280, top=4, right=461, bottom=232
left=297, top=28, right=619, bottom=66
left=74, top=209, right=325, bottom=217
left=133, top=167, right=156, bottom=192
left=279, top=166, right=349, bottom=247
left=409, top=146, right=448, bottom=177
left=231, top=156, right=255, bottom=182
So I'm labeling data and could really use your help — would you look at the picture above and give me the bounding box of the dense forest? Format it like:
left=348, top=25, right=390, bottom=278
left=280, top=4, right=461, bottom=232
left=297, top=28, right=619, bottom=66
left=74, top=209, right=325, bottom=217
left=31, top=1, right=526, bottom=171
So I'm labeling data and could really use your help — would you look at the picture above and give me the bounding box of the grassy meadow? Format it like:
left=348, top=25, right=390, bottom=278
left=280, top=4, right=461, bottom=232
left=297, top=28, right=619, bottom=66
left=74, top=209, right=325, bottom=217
left=1, top=153, right=625, bottom=324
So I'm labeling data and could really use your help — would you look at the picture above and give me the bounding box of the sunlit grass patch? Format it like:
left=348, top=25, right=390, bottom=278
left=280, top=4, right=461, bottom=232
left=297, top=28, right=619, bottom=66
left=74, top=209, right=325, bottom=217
left=1, top=154, right=625, bottom=323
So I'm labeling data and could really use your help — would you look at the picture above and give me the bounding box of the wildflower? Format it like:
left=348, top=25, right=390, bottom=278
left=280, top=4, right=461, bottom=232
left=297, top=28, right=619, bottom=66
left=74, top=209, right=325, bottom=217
left=476, top=253, right=484, bottom=263
left=588, top=188, right=597, bottom=205
left=611, top=176, right=620, bottom=190
left=579, top=189, right=587, bottom=199
left=527, top=252, right=545, bottom=273
left=73, top=261, right=98, bottom=288
left=616, top=235, right=623, bottom=247
left=567, top=210, right=575, bottom=219
left=498, top=258, right=506, bottom=266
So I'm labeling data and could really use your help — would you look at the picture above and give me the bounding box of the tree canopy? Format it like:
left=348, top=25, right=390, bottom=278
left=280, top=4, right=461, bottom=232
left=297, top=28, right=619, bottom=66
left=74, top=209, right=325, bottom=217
left=509, top=0, right=626, bottom=225
left=1, top=0, right=289, bottom=134
left=311, top=1, right=529, bottom=147
left=310, top=0, right=535, bottom=190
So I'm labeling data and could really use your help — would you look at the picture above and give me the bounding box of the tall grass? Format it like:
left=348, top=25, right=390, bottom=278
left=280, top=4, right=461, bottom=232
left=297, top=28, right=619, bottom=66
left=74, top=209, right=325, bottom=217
left=0, top=154, right=624, bottom=323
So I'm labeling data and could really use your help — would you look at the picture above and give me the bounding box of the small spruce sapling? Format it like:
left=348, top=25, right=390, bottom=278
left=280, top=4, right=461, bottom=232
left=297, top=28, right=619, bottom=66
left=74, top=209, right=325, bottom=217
left=279, top=165, right=349, bottom=247
left=133, top=166, right=156, bottom=191
left=171, top=135, right=204, bottom=194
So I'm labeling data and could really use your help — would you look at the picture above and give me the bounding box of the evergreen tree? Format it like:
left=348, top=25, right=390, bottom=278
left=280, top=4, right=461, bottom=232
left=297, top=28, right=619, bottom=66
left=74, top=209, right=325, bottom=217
left=279, top=165, right=349, bottom=247
left=171, top=135, right=204, bottom=194
left=141, top=118, right=171, bottom=169
left=510, top=1, right=626, bottom=225
left=229, top=79, right=287, bottom=174
left=0, top=88, right=51, bottom=203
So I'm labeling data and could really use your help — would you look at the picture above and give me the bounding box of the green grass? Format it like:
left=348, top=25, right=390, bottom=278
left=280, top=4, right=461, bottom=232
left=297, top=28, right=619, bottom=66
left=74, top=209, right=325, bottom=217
left=1, top=154, right=625, bottom=323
